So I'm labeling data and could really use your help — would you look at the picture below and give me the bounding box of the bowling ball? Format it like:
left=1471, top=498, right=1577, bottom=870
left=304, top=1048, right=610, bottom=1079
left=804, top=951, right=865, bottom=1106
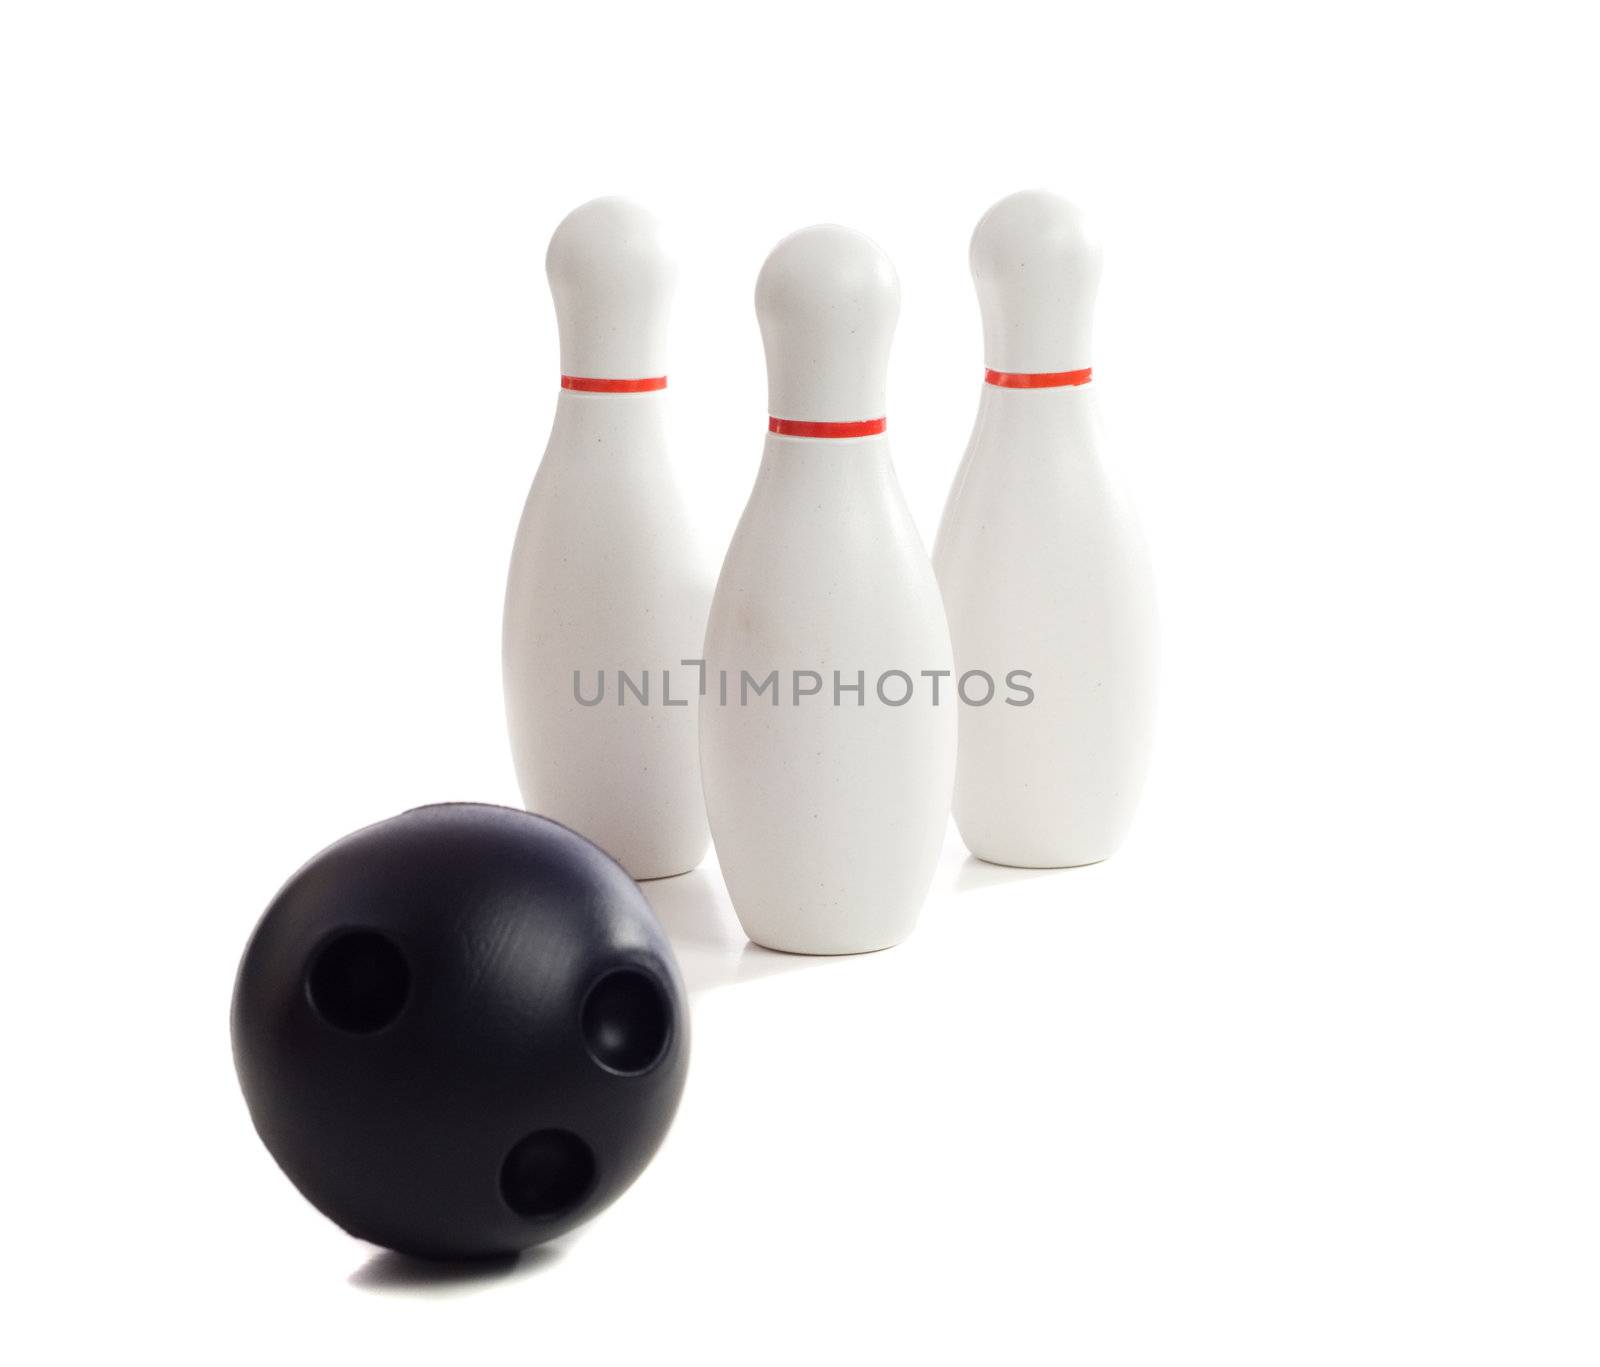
left=230, top=803, right=688, bottom=1260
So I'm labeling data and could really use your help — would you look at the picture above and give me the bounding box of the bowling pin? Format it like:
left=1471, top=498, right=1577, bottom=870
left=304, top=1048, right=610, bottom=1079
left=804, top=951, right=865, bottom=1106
left=503, top=197, right=711, bottom=880
left=701, top=225, right=956, bottom=955
left=934, top=190, right=1158, bottom=868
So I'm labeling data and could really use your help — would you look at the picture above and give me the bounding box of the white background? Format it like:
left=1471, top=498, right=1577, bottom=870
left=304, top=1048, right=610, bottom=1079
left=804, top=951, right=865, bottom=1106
left=4, top=1, right=1597, bottom=1362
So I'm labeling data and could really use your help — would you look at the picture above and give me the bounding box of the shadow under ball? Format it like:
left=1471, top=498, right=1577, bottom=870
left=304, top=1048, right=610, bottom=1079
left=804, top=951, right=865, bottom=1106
left=230, top=803, right=689, bottom=1261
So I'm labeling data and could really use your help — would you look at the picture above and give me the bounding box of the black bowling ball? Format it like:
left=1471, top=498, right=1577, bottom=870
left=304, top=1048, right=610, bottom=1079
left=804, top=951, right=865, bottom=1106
left=231, top=803, right=688, bottom=1260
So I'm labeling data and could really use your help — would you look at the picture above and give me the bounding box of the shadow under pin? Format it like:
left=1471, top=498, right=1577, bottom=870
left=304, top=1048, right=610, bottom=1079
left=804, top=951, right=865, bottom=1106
left=952, top=854, right=1082, bottom=895
left=640, top=867, right=832, bottom=993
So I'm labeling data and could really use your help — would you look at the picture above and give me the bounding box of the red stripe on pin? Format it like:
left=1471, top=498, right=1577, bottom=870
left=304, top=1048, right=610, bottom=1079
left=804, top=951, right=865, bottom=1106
left=561, top=375, right=668, bottom=393
left=768, top=416, right=888, bottom=439
left=984, top=368, right=1093, bottom=389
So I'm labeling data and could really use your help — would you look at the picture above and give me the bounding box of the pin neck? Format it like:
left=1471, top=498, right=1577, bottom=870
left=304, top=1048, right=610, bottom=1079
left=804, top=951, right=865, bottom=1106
left=560, top=375, right=667, bottom=393
left=768, top=416, right=887, bottom=439
left=984, top=368, right=1092, bottom=389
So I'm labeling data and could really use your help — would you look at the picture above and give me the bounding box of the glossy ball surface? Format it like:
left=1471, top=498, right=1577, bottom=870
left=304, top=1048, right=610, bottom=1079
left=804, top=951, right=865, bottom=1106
left=231, top=803, right=688, bottom=1260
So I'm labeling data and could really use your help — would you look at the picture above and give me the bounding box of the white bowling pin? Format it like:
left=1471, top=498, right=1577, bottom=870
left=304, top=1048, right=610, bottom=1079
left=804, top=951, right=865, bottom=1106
left=503, top=197, right=711, bottom=880
left=701, top=225, right=956, bottom=955
left=934, top=190, right=1158, bottom=868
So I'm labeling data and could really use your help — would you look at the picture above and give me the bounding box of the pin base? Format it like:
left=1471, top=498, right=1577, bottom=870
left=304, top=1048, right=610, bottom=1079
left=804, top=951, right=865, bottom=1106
left=744, top=930, right=909, bottom=958
left=967, top=848, right=1116, bottom=871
